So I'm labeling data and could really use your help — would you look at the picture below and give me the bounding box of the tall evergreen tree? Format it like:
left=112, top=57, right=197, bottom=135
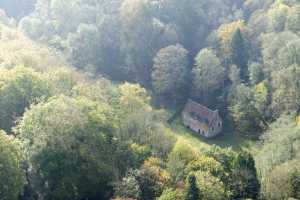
left=230, top=152, right=260, bottom=199
left=230, top=28, right=249, bottom=82
left=290, top=169, right=300, bottom=199
left=185, top=174, right=201, bottom=200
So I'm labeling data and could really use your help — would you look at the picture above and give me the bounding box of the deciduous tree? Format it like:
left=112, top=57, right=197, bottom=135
left=0, top=131, right=25, bottom=200
left=152, top=44, right=189, bottom=106
left=192, top=48, right=225, bottom=105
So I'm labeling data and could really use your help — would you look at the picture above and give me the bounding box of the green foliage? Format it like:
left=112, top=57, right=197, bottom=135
left=152, top=44, right=189, bottom=106
left=230, top=152, right=260, bottom=199
left=185, top=155, right=226, bottom=180
left=48, top=67, right=82, bottom=96
left=261, top=31, right=299, bottom=71
left=16, top=96, right=134, bottom=200
left=192, top=48, right=225, bottom=105
left=290, top=169, right=300, bottom=199
left=207, top=147, right=260, bottom=199
left=1, top=0, right=300, bottom=199
left=119, top=82, right=151, bottom=114
left=267, top=3, right=290, bottom=32
left=119, top=110, right=176, bottom=158
left=217, top=20, right=247, bottom=58
left=228, top=64, right=242, bottom=86
left=229, top=84, right=267, bottom=136
left=114, top=169, right=142, bottom=199
left=130, top=143, right=152, bottom=167
left=158, top=188, right=184, bottom=200
left=264, top=160, right=300, bottom=200
left=0, top=131, right=25, bottom=200
left=120, top=0, right=181, bottom=84
left=206, top=146, right=237, bottom=173
left=167, top=141, right=198, bottom=183
left=138, top=157, right=171, bottom=200
left=286, top=5, right=300, bottom=33
left=120, top=0, right=154, bottom=83
left=256, top=115, right=300, bottom=197
left=230, top=28, right=249, bottom=81
left=195, top=171, right=228, bottom=200
left=249, top=62, right=264, bottom=85
left=271, top=65, right=300, bottom=116
left=66, top=23, right=102, bottom=70
left=278, top=39, right=300, bottom=67
left=184, top=174, right=201, bottom=200
left=0, top=66, right=50, bottom=132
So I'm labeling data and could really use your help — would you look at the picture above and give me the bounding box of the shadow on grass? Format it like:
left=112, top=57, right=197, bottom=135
left=168, top=118, right=254, bottom=152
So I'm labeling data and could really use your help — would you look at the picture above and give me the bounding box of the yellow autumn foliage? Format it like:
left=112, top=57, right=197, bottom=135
left=217, top=20, right=246, bottom=46
left=296, top=116, right=300, bottom=126
left=255, top=82, right=268, bottom=95
left=119, top=82, right=151, bottom=113
left=141, top=156, right=172, bottom=190
left=217, top=20, right=248, bottom=57
left=0, top=23, right=67, bottom=72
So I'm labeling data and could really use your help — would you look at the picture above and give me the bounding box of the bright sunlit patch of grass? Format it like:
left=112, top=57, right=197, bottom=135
left=166, top=117, right=254, bottom=153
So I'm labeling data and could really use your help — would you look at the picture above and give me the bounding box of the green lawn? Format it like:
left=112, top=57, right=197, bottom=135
left=167, top=118, right=255, bottom=153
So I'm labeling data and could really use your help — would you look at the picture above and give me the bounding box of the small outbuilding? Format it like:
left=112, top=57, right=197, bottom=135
left=182, top=99, right=222, bottom=138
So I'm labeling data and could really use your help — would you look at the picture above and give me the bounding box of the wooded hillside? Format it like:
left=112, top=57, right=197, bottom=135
left=0, top=0, right=300, bottom=199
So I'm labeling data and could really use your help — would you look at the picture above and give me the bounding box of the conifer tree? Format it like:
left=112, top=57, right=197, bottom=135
left=185, top=174, right=201, bottom=200
left=231, top=152, right=260, bottom=199
left=230, top=28, right=249, bottom=82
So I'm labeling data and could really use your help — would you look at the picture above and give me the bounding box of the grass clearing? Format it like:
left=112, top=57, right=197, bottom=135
left=167, top=118, right=255, bottom=153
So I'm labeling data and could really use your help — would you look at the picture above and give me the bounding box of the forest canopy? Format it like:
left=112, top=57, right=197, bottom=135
left=0, top=0, right=300, bottom=199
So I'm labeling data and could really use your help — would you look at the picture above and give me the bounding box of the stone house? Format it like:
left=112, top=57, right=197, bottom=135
left=182, top=99, right=222, bottom=138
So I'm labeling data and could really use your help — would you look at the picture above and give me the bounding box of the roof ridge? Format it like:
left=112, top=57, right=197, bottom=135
left=187, top=99, right=217, bottom=113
